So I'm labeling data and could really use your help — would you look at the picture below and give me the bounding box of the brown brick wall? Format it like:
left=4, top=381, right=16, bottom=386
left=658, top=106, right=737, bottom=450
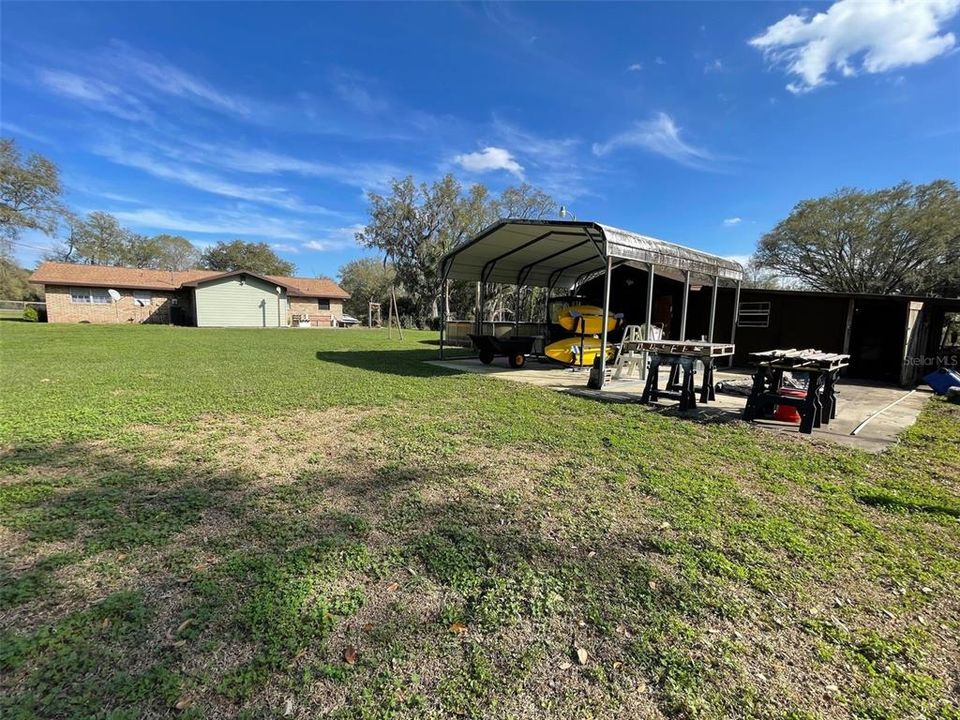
left=45, top=285, right=177, bottom=324
left=288, top=296, right=344, bottom=327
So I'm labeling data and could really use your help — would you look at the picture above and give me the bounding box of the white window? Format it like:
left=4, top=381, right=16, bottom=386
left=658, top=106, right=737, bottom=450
left=738, top=301, right=770, bottom=328
left=70, top=287, right=112, bottom=304
left=133, top=290, right=152, bottom=307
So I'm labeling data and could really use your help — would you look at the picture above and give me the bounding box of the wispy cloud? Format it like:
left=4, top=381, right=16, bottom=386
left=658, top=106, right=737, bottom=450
left=329, top=68, right=390, bottom=115
left=723, top=217, right=742, bottom=226
left=36, top=69, right=151, bottom=121
left=627, top=63, right=644, bottom=72
left=591, top=112, right=717, bottom=170
left=490, top=117, right=590, bottom=200
left=165, top=140, right=406, bottom=192
left=270, top=243, right=300, bottom=254
left=655, top=56, right=667, bottom=65
left=453, top=146, right=524, bottom=177
left=303, top=224, right=365, bottom=252
left=704, top=58, right=724, bottom=74
left=94, top=143, right=340, bottom=215
left=0, top=121, right=53, bottom=144
left=111, top=206, right=321, bottom=241
left=105, top=41, right=250, bottom=115
left=750, top=0, right=960, bottom=94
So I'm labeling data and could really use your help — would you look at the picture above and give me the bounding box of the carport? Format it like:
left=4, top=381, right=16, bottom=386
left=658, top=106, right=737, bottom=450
left=438, top=219, right=744, bottom=387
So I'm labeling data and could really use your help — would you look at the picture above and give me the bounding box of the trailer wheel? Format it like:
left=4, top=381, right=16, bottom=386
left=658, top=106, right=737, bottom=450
left=509, top=353, right=527, bottom=369
left=479, top=350, right=495, bottom=365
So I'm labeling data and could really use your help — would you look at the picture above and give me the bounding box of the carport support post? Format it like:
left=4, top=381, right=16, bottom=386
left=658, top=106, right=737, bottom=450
left=598, top=255, right=614, bottom=388
left=642, top=262, right=655, bottom=380
left=728, top=279, right=741, bottom=367
left=679, top=270, right=691, bottom=340
left=514, top=285, right=521, bottom=336
left=708, top=275, right=719, bottom=342
left=475, top=282, right=481, bottom=336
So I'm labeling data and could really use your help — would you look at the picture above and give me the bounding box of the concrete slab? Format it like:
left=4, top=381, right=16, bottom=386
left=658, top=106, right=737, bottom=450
left=427, top=357, right=931, bottom=452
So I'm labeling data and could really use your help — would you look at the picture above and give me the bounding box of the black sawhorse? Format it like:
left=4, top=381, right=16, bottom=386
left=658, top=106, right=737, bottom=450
left=743, top=349, right=849, bottom=434
left=641, top=354, right=701, bottom=411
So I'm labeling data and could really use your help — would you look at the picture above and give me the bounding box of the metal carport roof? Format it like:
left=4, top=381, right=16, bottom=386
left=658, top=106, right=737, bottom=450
left=439, top=219, right=744, bottom=289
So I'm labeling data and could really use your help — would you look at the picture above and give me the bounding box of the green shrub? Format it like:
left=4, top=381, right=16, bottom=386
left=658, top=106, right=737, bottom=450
left=23, top=307, right=38, bottom=322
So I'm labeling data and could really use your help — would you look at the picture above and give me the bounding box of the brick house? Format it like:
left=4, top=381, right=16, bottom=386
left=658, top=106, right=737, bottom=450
left=31, top=262, right=350, bottom=327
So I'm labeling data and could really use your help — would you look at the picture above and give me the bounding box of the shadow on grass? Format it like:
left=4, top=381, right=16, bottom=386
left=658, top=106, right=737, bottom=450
left=855, top=492, right=960, bottom=518
left=315, top=349, right=473, bottom=378
left=0, top=430, right=746, bottom=720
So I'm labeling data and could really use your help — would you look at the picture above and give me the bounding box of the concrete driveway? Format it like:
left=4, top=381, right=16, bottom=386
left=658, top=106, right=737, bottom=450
left=428, top=357, right=932, bottom=452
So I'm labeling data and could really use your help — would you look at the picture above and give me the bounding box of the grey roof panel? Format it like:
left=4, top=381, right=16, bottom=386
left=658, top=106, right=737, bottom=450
left=440, top=219, right=743, bottom=289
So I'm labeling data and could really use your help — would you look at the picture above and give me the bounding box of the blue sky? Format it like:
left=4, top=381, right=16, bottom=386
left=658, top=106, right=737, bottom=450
left=3, top=1, right=959, bottom=277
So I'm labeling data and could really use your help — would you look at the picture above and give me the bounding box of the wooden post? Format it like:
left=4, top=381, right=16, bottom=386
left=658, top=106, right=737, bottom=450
left=387, top=291, right=394, bottom=340
left=390, top=287, right=404, bottom=341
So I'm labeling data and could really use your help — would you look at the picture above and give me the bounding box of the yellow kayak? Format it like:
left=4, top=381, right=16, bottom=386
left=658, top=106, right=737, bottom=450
left=558, top=305, right=618, bottom=334
left=544, top=336, right=615, bottom=366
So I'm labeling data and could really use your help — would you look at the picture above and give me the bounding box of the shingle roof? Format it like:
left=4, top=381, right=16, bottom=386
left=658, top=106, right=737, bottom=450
left=30, top=262, right=350, bottom=299
left=265, top=275, right=350, bottom=299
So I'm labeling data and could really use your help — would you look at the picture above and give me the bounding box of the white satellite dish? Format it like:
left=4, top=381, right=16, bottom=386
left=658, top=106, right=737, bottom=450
left=107, top=289, right=121, bottom=301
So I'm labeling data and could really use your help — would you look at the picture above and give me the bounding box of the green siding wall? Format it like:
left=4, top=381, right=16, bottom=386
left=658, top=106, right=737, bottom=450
left=194, top=276, right=289, bottom=327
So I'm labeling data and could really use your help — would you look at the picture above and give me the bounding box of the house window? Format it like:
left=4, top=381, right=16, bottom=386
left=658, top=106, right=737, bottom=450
left=738, top=301, right=770, bottom=328
left=133, top=290, right=152, bottom=307
left=317, top=298, right=330, bottom=311
left=70, top=287, right=112, bottom=304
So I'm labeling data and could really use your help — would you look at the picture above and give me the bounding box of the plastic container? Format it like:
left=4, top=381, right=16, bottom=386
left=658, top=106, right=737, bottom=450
left=773, top=387, right=806, bottom=423
left=924, top=369, right=960, bottom=396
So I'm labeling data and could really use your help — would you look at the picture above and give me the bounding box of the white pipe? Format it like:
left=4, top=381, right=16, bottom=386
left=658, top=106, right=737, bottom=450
left=598, top=255, right=614, bottom=388
left=708, top=275, right=719, bottom=342
left=850, top=389, right=917, bottom=436
left=679, top=270, right=690, bottom=340
left=729, top=279, right=741, bottom=367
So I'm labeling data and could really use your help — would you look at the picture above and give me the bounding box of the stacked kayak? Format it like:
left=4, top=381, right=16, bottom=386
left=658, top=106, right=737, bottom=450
left=545, top=305, right=621, bottom=366
left=544, top=336, right=615, bottom=366
left=557, top=305, right=618, bottom=334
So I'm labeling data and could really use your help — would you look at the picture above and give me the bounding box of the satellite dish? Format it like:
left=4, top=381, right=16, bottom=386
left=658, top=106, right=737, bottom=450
left=107, top=289, right=121, bottom=301
left=275, top=286, right=282, bottom=295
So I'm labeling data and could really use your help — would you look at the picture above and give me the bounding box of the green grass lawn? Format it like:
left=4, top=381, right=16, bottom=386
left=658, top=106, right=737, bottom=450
left=1, top=323, right=958, bottom=719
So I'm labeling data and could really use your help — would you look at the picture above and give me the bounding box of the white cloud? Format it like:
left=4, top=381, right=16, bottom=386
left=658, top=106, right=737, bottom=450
left=270, top=243, right=300, bottom=254
left=724, top=254, right=752, bottom=268
left=627, top=63, right=644, bottom=71
left=303, top=224, right=365, bottom=252
left=453, top=146, right=524, bottom=177
left=655, top=56, right=667, bottom=65
left=704, top=59, right=724, bottom=73
left=723, top=217, right=742, bottom=226
left=750, top=0, right=960, bottom=94
left=36, top=69, right=151, bottom=121
left=170, top=141, right=404, bottom=192
left=591, top=112, right=716, bottom=169
left=94, top=144, right=338, bottom=215
left=106, top=41, right=250, bottom=115
left=0, top=121, right=52, bottom=144
left=490, top=117, right=589, bottom=200
left=111, top=207, right=316, bottom=240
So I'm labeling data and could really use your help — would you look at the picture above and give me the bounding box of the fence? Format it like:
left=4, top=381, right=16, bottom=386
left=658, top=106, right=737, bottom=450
left=444, top=320, right=549, bottom=347
left=0, top=299, right=46, bottom=319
